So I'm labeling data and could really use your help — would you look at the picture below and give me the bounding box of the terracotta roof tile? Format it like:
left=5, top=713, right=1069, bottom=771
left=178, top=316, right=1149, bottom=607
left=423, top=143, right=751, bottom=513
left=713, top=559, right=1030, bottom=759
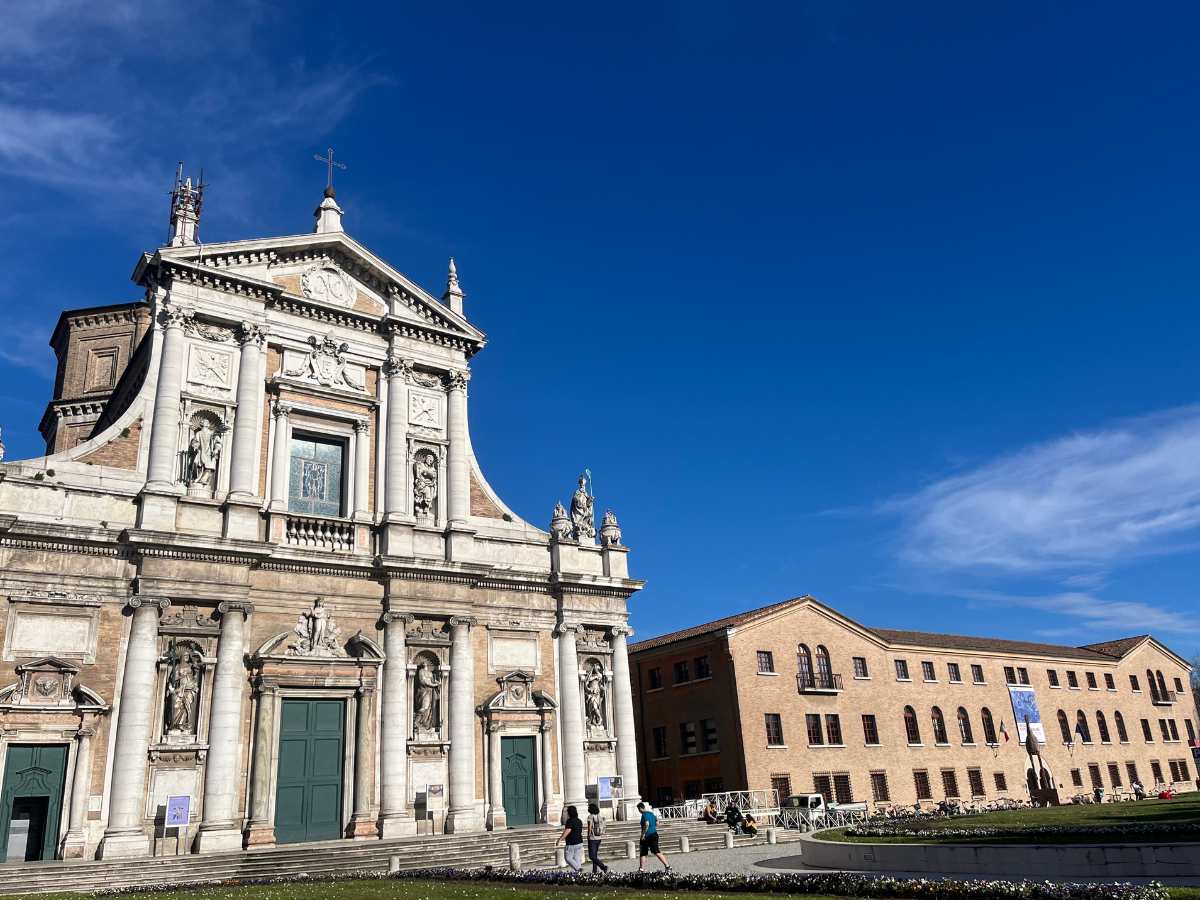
left=1080, top=635, right=1149, bottom=659
left=869, top=628, right=1113, bottom=661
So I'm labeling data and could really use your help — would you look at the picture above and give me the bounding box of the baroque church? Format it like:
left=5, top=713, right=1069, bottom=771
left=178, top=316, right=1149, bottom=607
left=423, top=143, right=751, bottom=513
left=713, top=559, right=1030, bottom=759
left=0, top=170, right=643, bottom=863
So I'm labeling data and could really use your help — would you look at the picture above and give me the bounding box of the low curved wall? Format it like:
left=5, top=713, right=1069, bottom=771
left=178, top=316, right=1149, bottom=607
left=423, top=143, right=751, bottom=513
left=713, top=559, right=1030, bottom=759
left=799, top=832, right=1200, bottom=878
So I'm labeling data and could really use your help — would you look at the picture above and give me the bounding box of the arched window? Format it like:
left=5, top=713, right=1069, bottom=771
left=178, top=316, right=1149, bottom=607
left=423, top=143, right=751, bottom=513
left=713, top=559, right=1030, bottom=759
left=797, top=644, right=813, bottom=689
left=1075, top=710, right=1092, bottom=743
left=1114, top=710, right=1129, bottom=743
left=1147, top=669, right=1159, bottom=702
left=1156, top=670, right=1169, bottom=700
left=1096, top=710, right=1111, bottom=743
left=931, top=706, right=949, bottom=744
left=814, top=645, right=832, bottom=688
left=904, top=705, right=921, bottom=744
left=1057, top=709, right=1072, bottom=743
left=957, top=707, right=974, bottom=744
left=981, top=707, right=997, bottom=744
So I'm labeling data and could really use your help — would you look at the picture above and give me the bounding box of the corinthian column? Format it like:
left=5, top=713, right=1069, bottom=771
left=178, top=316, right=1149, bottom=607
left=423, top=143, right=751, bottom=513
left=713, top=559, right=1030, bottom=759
left=444, top=370, right=470, bottom=527
left=486, top=721, right=506, bottom=830
left=99, top=597, right=169, bottom=859
left=379, top=611, right=416, bottom=837
left=269, top=401, right=292, bottom=511
left=348, top=685, right=379, bottom=838
left=196, top=601, right=252, bottom=853
left=445, top=616, right=479, bottom=833
left=146, top=305, right=192, bottom=490
left=383, top=357, right=410, bottom=519
left=610, top=625, right=642, bottom=819
left=353, top=419, right=372, bottom=521
left=227, top=323, right=267, bottom=499
left=62, top=726, right=96, bottom=858
left=244, top=684, right=278, bottom=847
left=555, top=623, right=587, bottom=812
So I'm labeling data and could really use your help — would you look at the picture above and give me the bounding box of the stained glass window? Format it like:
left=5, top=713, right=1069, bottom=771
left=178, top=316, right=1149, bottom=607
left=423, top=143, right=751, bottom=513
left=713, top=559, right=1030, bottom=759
left=289, top=434, right=346, bottom=517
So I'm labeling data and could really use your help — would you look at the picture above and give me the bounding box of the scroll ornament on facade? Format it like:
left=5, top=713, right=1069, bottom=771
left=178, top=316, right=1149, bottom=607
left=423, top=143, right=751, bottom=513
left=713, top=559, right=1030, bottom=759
left=288, top=598, right=347, bottom=657
left=600, top=509, right=622, bottom=547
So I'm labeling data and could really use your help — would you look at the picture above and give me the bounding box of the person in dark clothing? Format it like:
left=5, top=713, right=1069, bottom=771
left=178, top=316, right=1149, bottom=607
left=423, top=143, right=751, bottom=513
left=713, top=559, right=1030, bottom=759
left=557, top=805, right=584, bottom=872
left=586, top=802, right=609, bottom=874
left=724, top=802, right=744, bottom=831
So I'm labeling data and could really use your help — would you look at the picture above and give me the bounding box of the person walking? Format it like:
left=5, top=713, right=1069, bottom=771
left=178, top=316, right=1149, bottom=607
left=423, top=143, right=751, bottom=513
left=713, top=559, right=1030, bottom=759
left=636, top=802, right=671, bottom=873
left=586, top=802, right=610, bottom=874
left=557, top=805, right=585, bottom=873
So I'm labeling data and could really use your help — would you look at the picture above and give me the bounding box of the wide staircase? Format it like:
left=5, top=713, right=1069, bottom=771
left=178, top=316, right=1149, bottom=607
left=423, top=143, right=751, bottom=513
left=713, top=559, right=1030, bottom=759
left=0, top=819, right=802, bottom=895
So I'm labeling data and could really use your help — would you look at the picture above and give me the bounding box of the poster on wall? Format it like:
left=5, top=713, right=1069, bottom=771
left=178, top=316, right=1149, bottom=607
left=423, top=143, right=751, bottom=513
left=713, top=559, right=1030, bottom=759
left=1008, top=686, right=1046, bottom=744
left=598, top=776, right=623, bottom=801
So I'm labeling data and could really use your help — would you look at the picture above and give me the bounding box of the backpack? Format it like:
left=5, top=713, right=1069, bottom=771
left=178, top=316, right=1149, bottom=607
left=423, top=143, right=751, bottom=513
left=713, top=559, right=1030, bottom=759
left=590, top=813, right=606, bottom=837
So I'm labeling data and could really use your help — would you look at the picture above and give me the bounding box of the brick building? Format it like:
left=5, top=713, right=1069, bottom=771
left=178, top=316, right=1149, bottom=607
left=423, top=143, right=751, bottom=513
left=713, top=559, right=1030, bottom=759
left=631, top=596, right=1196, bottom=808
left=0, top=172, right=642, bottom=864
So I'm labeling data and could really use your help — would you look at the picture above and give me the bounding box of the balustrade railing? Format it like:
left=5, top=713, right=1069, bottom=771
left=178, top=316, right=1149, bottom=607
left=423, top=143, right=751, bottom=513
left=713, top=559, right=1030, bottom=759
left=797, top=672, right=843, bottom=693
left=285, top=514, right=356, bottom=552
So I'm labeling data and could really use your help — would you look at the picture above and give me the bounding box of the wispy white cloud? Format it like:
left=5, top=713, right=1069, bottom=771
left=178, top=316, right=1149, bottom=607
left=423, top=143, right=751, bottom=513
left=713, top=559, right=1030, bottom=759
left=886, top=406, right=1200, bottom=574
left=963, top=589, right=1189, bottom=637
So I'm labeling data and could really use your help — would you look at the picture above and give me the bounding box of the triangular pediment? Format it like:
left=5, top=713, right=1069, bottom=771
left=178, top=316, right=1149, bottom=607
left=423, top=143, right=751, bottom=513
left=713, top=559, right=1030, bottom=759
left=154, top=231, right=485, bottom=346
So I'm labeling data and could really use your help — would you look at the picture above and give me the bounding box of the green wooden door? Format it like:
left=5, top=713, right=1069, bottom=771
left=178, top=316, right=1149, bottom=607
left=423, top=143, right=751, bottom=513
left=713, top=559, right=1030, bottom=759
left=0, top=744, right=68, bottom=863
left=500, top=736, right=537, bottom=827
left=275, top=700, right=344, bottom=844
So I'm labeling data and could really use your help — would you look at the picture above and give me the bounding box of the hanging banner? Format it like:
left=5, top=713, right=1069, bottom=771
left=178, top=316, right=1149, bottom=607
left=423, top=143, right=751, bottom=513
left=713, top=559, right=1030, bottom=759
left=1008, top=686, right=1046, bottom=744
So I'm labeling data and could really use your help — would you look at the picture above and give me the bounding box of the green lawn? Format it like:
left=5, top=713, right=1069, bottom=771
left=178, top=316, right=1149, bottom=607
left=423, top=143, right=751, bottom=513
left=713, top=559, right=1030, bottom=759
left=818, top=794, right=1200, bottom=845
left=0, top=881, right=852, bottom=900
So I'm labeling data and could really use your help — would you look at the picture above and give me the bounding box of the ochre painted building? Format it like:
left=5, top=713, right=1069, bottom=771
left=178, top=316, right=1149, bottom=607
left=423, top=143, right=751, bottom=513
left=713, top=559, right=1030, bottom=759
left=0, top=175, right=643, bottom=864
left=631, top=596, right=1196, bottom=808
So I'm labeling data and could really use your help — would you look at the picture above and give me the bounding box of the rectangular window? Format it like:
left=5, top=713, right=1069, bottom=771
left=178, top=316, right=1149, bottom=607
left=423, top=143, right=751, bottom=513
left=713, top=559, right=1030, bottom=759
left=655, top=786, right=674, bottom=806
left=825, top=714, right=843, bottom=746
left=765, top=713, right=785, bottom=747
left=288, top=433, right=347, bottom=517
left=1108, top=763, right=1122, bottom=787
left=701, top=718, right=719, bottom=752
left=648, top=667, right=663, bottom=690
left=1169, top=760, right=1182, bottom=782
left=694, top=655, right=712, bottom=679
left=941, top=769, right=960, bottom=798
left=1175, top=677, right=1184, bottom=693
left=852, top=656, right=869, bottom=678
left=1187, top=720, right=1196, bottom=743
left=684, top=779, right=702, bottom=800
left=813, top=773, right=833, bottom=804
left=1067, top=670, right=1079, bottom=689
left=1088, top=763, right=1102, bottom=790
left=805, top=713, right=824, bottom=746
left=913, top=769, right=932, bottom=800
left=862, top=714, right=880, bottom=746
left=1004, top=666, right=1016, bottom=685
left=832, top=772, right=854, bottom=804
left=1047, top=669, right=1060, bottom=687
left=947, top=662, right=962, bottom=683
left=1151, top=760, right=1164, bottom=784
left=967, top=768, right=985, bottom=797
left=652, top=726, right=668, bottom=758
left=1017, top=667, right=1030, bottom=685
left=1130, top=674, right=1141, bottom=691
left=1086, top=672, right=1098, bottom=690
left=870, top=771, right=890, bottom=802
left=993, top=772, right=1008, bottom=792
left=1104, top=673, right=1116, bottom=690
left=1179, top=759, right=1191, bottom=781
left=704, top=777, right=725, bottom=793
left=921, top=661, right=936, bottom=681
left=770, top=774, right=792, bottom=801
left=1126, top=762, right=1139, bottom=785
left=757, top=651, right=775, bottom=674
left=1142, top=719, right=1154, bottom=742
left=1070, top=768, right=1083, bottom=787
left=673, top=660, right=690, bottom=684
left=679, top=721, right=697, bottom=755
left=1168, top=720, right=1180, bottom=741
left=971, top=664, right=985, bottom=684
left=1159, top=719, right=1171, bottom=741
left=895, top=659, right=910, bottom=681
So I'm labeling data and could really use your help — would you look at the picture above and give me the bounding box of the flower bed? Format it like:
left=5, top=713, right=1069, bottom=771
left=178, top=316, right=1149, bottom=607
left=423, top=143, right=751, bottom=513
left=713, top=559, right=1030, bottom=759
left=82, top=865, right=1170, bottom=900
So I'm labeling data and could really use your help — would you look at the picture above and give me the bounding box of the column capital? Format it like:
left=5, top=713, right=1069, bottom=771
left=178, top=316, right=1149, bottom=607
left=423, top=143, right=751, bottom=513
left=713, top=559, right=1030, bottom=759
left=271, top=399, right=292, bottom=420
left=217, top=600, right=255, bottom=617
left=383, top=356, right=414, bottom=379
left=382, top=611, right=415, bottom=626
left=76, top=726, right=98, bottom=739
left=356, top=684, right=378, bottom=698
left=610, top=624, right=634, bottom=638
left=443, top=369, right=470, bottom=393
left=159, top=304, right=194, bottom=330
left=236, top=321, right=268, bottom=348
left=448, top=615, right=476, bottom=630
left=353, top=418, right=371, bottom=435
left=128, top=596, right=170, bottom=613
left=554, top=622, right=581, bottom=638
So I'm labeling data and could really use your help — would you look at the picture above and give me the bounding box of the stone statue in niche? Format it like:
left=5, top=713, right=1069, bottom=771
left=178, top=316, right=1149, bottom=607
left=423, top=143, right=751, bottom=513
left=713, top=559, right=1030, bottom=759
left=289, top=597, right=347, bottom=657
left=570, top=472, right=594, bottom=541
left=412, top=449, right=438, bottom=520
left=165, top=642, right=200, bottom=735
left=600, top=509, right=622, bottom=547
left=550, top=501, right=572, bottom=541
left=583, top=661, right=606, bottom=730
left=184, top=416, right=224, bottom=490
left=413, top=660, right=441, bottom=733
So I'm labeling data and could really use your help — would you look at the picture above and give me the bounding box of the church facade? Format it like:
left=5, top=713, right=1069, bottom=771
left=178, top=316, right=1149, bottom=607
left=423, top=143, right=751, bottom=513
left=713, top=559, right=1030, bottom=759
left=0, top=173, right=643, bottom=863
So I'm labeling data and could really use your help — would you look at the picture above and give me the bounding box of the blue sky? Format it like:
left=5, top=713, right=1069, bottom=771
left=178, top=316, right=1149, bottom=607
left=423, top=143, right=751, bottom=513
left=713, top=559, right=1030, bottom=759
left=2, top=2, right=1199, bottom=659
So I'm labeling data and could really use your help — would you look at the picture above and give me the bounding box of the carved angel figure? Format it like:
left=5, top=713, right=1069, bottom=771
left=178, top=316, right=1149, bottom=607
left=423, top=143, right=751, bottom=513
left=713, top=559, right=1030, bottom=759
left=414, top=661, right=441, bottom=732
left=412, top=450, right=438, bottom=519
left=570, top=473, right=595, bottom=541
left=584, top=661, right=606, bottom=729
left=166, top=644, right=200, bottom=734
left=290, top=598, right=346, bottom=657
left=185, top=419, right=223, bottom=488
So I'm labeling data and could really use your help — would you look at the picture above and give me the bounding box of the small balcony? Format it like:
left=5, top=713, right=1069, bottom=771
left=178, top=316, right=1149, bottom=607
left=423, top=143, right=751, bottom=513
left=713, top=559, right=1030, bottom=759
left=797, top=672, right=843, bottom=694
left=1150, top=689, right=1177, bottom=706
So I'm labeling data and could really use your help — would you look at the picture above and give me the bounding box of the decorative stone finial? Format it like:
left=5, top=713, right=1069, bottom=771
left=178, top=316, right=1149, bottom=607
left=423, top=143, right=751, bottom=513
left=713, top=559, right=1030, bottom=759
left=168, top=163, right=204, bottom=247
left=443, top=257, right=465, bottom=316
left=313, top=193, right=345, bottom=234
left=600, top=509, right=622, bottom=547
left=550, top=500, right=572, bottom=542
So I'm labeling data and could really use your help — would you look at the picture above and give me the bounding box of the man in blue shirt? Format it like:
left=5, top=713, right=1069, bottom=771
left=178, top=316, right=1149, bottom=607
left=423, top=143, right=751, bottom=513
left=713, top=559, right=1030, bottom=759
left=637, top=802, right=671, bottom=872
